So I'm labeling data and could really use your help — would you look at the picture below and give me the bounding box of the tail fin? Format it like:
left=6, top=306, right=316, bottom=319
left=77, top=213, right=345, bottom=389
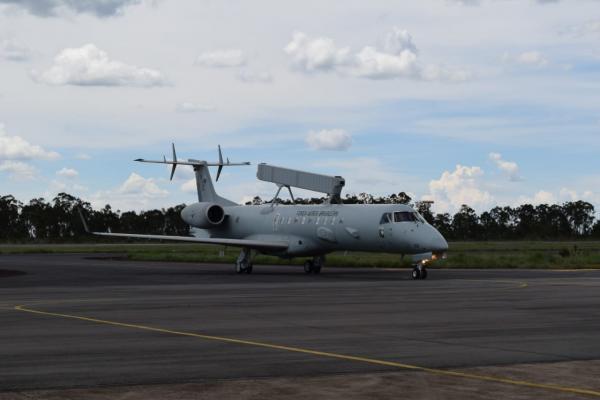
left=135, top=144, right=249, bottom=206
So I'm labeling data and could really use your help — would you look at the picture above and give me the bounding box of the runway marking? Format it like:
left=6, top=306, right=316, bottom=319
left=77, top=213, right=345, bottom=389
left=14, top=304, right=600, bottom=398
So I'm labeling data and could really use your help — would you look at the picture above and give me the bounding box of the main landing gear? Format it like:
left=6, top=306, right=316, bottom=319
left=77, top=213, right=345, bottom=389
left=304, top=255, right=325, bottom=274
left=412, top=263, right=428, bottom=280
left=235, top=248, right=253, bottom=274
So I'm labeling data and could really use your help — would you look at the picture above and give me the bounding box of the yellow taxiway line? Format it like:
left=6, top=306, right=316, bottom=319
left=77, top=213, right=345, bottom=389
left=13, top=304, right=600, bottom=398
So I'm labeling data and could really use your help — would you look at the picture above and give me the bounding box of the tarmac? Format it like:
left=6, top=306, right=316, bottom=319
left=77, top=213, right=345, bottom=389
left=1, top=253, right=599, bottom=399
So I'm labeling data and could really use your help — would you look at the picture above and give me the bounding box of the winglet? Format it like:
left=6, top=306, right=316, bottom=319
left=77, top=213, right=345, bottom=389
left=77, top=207, right=90, bottom=233
left=169, top=143, right=177, bottom=181
left=216, top=144, right=224, bottom=182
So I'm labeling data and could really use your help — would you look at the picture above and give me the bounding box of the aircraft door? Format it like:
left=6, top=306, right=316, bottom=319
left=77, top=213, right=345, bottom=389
left=378, top=213, right=393, bottom=249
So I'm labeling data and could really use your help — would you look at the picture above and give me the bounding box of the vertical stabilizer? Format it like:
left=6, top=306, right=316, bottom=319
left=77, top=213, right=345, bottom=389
left=193, top=162, right=237, bottom=206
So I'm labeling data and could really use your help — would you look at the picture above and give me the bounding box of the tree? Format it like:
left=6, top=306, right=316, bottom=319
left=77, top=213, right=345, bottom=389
left=452, top=205, right=480, bottom=240
left=415, top=201, right=434, bottom=224
left=0, top=195, right=26, bottom=241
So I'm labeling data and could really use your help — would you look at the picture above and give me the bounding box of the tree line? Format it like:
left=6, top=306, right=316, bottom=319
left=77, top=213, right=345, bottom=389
left=1, top=191, right=599, bottom=242
left=0, top=193, right=188, bottom=243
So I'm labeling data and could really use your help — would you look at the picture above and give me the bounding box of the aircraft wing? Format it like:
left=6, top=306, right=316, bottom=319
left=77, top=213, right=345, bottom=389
left=78, top=210, right=288, bottom=251
left=89, top=231, right=288, bottom=250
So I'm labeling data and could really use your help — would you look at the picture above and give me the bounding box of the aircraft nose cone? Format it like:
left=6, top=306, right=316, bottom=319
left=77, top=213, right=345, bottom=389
left=427, top=225, right=448, bottom=253
left=429, top=225, right=448, bottom=253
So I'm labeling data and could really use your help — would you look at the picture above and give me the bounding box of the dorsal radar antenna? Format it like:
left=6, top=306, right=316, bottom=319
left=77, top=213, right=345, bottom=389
left=134, top=143, right=250, bottom=181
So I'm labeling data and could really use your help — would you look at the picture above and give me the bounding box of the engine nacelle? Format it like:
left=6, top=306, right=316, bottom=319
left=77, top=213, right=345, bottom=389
left=181, top=202, right=226, bottom=228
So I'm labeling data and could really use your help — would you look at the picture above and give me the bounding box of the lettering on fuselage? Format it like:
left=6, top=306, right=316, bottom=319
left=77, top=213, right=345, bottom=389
left=296, top=211, right=339, bottom=217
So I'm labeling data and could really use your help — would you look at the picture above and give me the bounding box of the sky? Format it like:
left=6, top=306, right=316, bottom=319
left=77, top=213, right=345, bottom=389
left=0, top=0, right=599, bottom=214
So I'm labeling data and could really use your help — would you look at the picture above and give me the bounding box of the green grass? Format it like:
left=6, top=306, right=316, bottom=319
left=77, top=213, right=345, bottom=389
left=2, top=241, right=600, bottom=269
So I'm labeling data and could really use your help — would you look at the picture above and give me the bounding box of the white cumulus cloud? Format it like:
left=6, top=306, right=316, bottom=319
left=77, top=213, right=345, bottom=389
left=427, top=165, right=493, bottom=213
left=284, top=28, right=469, bottom=81
left=90, top=172, right=168, bottom=211
left=0, top=160, right=36, bottom=180
left=195, top=49, right=246, bottom=68
left=0, top=123, right=60, bottom=160
left=489, top=152, right=521, bottom=181
left=306, top=129, right=352, bottom=151
left=284, top=31, right=351, bottom=72
left=56, top=167, right=78, bottom=178
left=33, top=44, right=167, bottom=87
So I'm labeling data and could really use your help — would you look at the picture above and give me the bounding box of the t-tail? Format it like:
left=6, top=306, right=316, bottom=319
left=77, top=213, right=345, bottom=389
left=134, top=143, right=250, bottom=206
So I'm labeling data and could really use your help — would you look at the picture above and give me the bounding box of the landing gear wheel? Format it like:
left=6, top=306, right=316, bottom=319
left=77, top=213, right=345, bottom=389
left=304, top=260, right=314, bottom=274
left=235, top=261, right=246, bottom=274
left=412, top=267, right=421, bottom=280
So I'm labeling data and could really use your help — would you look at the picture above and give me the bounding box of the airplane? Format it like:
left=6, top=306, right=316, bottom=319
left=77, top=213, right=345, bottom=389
left=79, top=144, right=448, bottom=280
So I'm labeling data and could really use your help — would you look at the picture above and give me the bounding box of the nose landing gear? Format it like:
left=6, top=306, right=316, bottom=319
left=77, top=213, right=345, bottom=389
left=412, top=264, right=428, bottom=280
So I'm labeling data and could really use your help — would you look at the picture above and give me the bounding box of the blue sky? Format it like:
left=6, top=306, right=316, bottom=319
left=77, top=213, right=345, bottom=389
left=1, top=0, right=599, bottom=213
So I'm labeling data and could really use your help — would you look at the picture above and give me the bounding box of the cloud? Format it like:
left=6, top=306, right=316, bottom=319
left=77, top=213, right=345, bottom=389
left=0, top=38, right=31, bottom=61
left=176, top=102, right=216, bottom=113
left=306, top=129, right=352, bottom=151
left=427, top=165, right=493, bottom=213
left=284, top=28, right=469, bottom=81
left=90, top=172, right=168, bottom=210
left=0, top=160, right=36, bottom=180
left=195, top=49, right=246, bottom=68
left=518, top=190, right=556, bottom=205
left=0, top=123, right=60, bottom=160
left=237, top=70, right=273, bottom=83
left=489, top=152, right=521, bottom=181
left=32, top=44, right=167, bottom=87
left=0, top=0, right=142, bottom=18
left=75, top=153, right=91, bottom=160
left=56, top=167, right=78, bottom=178
left=516, top=51, right=548, bottom=67
left=181, top=178, right=197, bottom=193
left=562, top=19, right=600, bottom=37
left=503, top=51, right=549, bottom=68
left=284, top=31, right=352, bottom=72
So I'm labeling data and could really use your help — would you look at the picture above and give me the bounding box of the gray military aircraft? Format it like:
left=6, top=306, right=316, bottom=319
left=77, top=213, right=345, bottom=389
left=80, top=145, right=448, bottom=279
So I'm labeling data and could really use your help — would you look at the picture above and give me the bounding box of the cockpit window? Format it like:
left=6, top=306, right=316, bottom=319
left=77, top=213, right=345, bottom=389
left=393, top=211, right=423, bottom=223
left=380, top=213, right=392, bottom=224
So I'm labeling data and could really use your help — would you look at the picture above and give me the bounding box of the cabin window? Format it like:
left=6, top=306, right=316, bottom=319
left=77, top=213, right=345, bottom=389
left=393, top=211, right=418, bottom=223
left=316, top=216, right=320, bottom=225
left=287, top=217, right=292, bottom=224
left=331, top=217, right=336, bottom=225
left=380, top=213, right=392, bottom=224
left=301, top=216, right=306, bottom=224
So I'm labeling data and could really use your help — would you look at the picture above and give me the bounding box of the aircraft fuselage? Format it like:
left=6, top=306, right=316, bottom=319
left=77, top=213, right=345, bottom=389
left=185, top=203, right=448, bottom=258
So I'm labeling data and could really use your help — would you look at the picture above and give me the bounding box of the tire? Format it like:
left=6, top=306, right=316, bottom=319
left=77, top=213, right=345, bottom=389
left=421, top=268, right=427, bottom=279
left=412, top=268, right=421, bottom=280
left=236, top=261, right=248, bottom=274
left=304, top=260, right=314, bottom=274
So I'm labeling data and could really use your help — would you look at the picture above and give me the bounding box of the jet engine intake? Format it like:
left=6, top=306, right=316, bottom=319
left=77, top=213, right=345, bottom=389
left=181, top=202, right=226, bottom=228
